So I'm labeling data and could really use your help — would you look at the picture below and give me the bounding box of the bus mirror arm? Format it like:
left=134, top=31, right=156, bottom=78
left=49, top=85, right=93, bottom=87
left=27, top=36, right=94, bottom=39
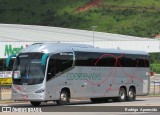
left=6, top=54, right=16, bottom=69
left=41, top=53, right=49, bottom=74
left=41, top=53, right=49, bottom=66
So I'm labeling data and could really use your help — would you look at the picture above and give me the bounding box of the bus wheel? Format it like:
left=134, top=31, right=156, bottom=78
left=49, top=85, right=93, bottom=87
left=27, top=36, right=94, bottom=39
left=30, top=101, right=41, bottom=106
left=118, top=88, right=126, bottom=102
left=56, top=90, right=70, bottom=105
left=127, top=88, right=136, bottom=101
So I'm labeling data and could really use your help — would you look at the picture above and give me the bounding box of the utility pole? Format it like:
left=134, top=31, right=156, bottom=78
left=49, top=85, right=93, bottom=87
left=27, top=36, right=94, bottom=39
left=91, top=26, right=97, bottom=47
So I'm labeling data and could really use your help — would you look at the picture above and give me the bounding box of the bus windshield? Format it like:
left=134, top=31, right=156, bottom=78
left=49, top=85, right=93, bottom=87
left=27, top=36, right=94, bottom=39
left=12, top=53, right=45, bottom=85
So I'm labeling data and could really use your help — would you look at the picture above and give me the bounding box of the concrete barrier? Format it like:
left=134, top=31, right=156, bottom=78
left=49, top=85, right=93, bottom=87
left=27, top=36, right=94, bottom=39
left=0, top=85, right=11, bottom=100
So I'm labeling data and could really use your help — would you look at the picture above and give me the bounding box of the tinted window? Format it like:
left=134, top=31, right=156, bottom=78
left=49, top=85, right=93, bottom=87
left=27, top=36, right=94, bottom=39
left=47, top=52, right=73, bottom=81
left=75, top=51, right=149, bottom=67
left=75, top=52, right=117, bottom=67
left=75, top=52, right=99, bottom=66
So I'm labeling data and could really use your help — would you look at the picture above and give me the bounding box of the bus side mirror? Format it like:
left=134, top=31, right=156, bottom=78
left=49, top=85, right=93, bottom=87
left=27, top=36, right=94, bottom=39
left=41, top=53, right=49, bottom=66
left=6, top=54, right=16, bottom=68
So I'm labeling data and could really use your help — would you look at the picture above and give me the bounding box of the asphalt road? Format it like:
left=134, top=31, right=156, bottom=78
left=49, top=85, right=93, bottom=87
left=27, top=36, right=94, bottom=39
left=0, top=97, right=160, bottom=114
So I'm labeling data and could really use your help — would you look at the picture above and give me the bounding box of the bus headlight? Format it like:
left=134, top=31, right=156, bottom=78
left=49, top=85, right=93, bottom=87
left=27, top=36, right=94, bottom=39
left=34, top=89, right=45, bottom=93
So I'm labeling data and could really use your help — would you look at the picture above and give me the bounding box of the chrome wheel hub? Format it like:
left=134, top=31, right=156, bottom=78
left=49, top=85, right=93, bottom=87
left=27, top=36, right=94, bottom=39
left=61, top=94, right=67, bottom=102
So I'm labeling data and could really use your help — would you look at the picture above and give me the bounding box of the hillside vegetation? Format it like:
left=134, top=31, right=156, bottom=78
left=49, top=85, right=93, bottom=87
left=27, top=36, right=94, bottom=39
left=0, top=0, right=160, bottom=37
left=0, top=0, right=160, bottom=72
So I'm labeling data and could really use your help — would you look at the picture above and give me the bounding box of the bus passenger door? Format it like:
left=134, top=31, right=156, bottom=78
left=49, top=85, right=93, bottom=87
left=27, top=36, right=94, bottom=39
left=45, top=55, right=59, bottom=100
left=46, top=52, right=74, bottom=100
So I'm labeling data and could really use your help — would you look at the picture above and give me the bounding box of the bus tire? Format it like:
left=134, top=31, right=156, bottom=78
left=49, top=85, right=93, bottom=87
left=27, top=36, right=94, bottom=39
left=56, top=90, right=70, bottom=105
left=118, top=88, right=126, bottom=102
left=30, top=101, right=41, bottom=106
left=127, top=88, right=136, bottom=101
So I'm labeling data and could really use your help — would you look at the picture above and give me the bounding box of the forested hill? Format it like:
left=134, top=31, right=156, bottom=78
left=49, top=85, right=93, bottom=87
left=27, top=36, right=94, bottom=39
left=0, top=0, right=160, bottom=37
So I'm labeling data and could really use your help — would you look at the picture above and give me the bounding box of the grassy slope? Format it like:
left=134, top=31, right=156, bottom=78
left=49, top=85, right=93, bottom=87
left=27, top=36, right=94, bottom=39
left=0, top=0, right=160, bottom=37
left=99, top=0, right=160, bottom=37
left=0, top=0, right=85, bottom=23
left=102, top=0, right=160, bottom=7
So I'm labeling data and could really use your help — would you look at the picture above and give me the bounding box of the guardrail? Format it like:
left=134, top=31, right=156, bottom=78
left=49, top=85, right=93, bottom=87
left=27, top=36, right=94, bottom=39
left=150, top=81, right=160, bottom=94
left=0, top=82, right=11, bottom=100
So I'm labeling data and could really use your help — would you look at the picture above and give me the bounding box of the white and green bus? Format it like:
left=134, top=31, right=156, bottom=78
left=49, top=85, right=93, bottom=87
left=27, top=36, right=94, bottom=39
left=6, top=43, right=150, bottom=106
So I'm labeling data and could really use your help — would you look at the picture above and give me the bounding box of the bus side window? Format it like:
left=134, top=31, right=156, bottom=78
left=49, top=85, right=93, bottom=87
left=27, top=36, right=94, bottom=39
left=47, top=52, right=73, bottom=81
left=58, top=52, right=73, bottom=72
left=47, top=57, right=55, bottom=81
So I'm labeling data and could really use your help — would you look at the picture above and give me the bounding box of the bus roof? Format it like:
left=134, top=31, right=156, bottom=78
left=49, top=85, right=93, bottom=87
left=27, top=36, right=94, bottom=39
left=74, top=47, right=148, bottom=55
left=20, top=43, right=148, bottom=55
